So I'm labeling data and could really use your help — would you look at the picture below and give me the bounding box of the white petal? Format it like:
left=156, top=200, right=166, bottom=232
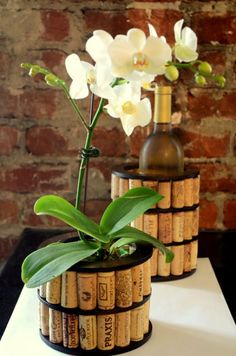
left=95, top=63, right=114, bottom=88
left=108, top=36, right=134, bottom=69
left=127, top=28, right=146, bottom=51
left=174, top=45, right=198, bottom=62
left=143, top=37, right=172, bottom=74
left=86, top=30, right=113, bottom=63
left=120, top=115, right=135, bottom=136
left=65, top=54, right=83, bottom=80
left=104, top=102, right=120, bottom=118
left=69, top=78, right=89, bottom=99
left=181, top=26, right=198, bottom=51
left=81, top=61, right=94, bottom=72
left=90, top=84, right=114, bottom=100
left=134, top=98, right=152, bottom=126
left=174, top=19, right=184, bottom=42
left=148, top=23, right=158, bottom=37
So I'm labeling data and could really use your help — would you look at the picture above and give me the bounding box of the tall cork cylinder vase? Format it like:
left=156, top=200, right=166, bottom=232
left=38, top=237, right=153, bottom=355
left=111, top=164, right=200, bottom=282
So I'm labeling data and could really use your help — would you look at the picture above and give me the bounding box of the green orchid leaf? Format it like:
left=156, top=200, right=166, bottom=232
left=100, top=187, right=162, bottom=235
left=34, top=195, right=108, bottom=242
left=22, top=240, right=100, bottom=288
left=110, top=225, right=174, bottom=263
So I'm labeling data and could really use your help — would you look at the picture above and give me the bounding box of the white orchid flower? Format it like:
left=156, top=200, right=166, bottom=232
left=105, top=82, right=152, bottom=136
left=174, top=19, right=198, bottom=62
left=108, top=27, right=172, bottom=82
left=65, top=53, right=113, bottom=100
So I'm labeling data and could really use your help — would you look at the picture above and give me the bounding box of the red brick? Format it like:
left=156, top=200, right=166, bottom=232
left=188, top=90, right=236, bottom=120
left=92, top=127, right=127, bottom=157
left=0, top=200, right=19, bottom=224
left=180, top=130, right=230, bottom=158
left=89, top=160, right=113, bottom=182
left=192, top=12, right=236, bottom=44
left=199, top=199, right=218, bottom=229
left=40, top=10, right=70, bottom=41
left=0, top=165, right=70, bottom=193
left=199, top=51, right=226, bottom=75
left=129, top=125, right=153, bottom=158
left=0, top=51, right=10, bottom=78
left=223, top=200, right=236, bottom=229
left=41, top=51, right=65, bottom=71
left=82, top=199, right=110, bottom=223
left=0, top=237, right=18, bottom=259
left=26, top=126, right=77, bottom=156
left=0, top=87, right=18, bottom=118
left=0, top=126, right=20, bottom=155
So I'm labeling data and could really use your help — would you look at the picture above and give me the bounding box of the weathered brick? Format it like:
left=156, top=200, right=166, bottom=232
left=223, top=199, right=236, bottom=229
left=0, top=165, right=70, bottom=193
left=199, top=199, right=218, bottom=229
left=92, top=127, right=127, bottom=157
left=0, top=200, right=19, bottom=224
left=41, top=50, right=65, bottom=71
left=0, top=87, right=18, bottom=118
left=83, top=199, right=110, bottom=223
left=192, top=12, right=236, bottom=44
left=0, top=125, right=20, bottom=155
left=0, top=51, right=10, bottom=78
left=199, top=51, right=226, bottom=75
left=40, top=10, right=70, bottom=41
left=129, top=125, right=152, bottom=158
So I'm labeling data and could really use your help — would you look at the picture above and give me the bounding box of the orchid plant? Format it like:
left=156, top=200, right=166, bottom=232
left=21, top=20, right=225, bottom=287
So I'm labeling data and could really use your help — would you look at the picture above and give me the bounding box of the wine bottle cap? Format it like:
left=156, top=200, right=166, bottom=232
left=153, top=86, right=171, bottom=123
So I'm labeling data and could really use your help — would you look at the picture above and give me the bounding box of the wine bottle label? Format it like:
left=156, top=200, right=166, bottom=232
left=158, top=182, right=171, bottom=209
left=46, top=276, right=61, bottom=304
left=150, top=248, right=158, bottom=277
left=184, top=178, right=194, bottom=207
left=143, top=300, right=150, bottom=334
left=143, top=180, right=158, bottom=208
left=115, top=311, right=131, bottom=347
left=77, top=272, right=97, bottom=310
left=61, top=271, right=78, bottom=308
left=192, top=207, right=199, bottom=237
left=97, top=272, right=115, bottom=310
left=193, top=175, right=200, bottom=205
left=97, top=314, right=115, bottom=350
left=39, top=283, right=47, bottom=298
left=184, top=243, right=191, bottom=272
left=157, top=248, right=171, bottom=277
left=143, top=259, right=151, bottom=295
left=39, top=302, right=49, bottom=336
left=128, top=179, right=142, bottom=189
left=184, top=211, right=193, bottom=240
left=131, top=214, right=144, bottom=230
left=79, top=315, right=97, bottom=350
left=131, top=264, right=144, bottom=303
left=171, top=245, right=184, bottom=276
left=49, top=309, right=63, bottom=344
left=111, top=174, right=120, bottom=200
left=159, top=213, right=172, bottom=243
left=172, top=180, right=184, bottom=208
left=143, top=213, right=158, bottom=238
left=130, top=306, right=144, bottom=341
left=191, top=240, right=198, bottom=269
left=172, top=212, right=184, bottom=242
left=62, top=313, right=79, bottom=348
left=119, top=178, right=129, bottom=196
left=115, top=269, right=132, bottom=308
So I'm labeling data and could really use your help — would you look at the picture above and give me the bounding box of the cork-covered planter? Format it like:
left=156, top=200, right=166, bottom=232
left=38, top=236, right=153, bottom=355
left=111, top=164, right=200, bottom=282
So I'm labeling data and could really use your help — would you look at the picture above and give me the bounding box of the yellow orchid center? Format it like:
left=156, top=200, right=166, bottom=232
left=122, top=101, right=136, bottom=115
left=133, top=52, right=148, bottom=71
left=87, top=70, right=96, bottom=85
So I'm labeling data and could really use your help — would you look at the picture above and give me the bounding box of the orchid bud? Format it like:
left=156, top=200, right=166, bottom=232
left=165, top=65, right=179, bottom=81
left=195, top=74, right=206, bottom=86
left=215, top=75, right=226, bottom=88
left=198, top=61, right=212, bottom=76
left=45, top=73, right=59, bottom=86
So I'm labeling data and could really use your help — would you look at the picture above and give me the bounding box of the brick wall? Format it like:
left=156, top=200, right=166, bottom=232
left=0, top=0, right=235, bottom=262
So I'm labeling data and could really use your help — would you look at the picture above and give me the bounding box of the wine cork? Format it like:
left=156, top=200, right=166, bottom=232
left=39, top=284, right=47, bottom=298
left=77, top=272, right=97, bottom=310
left=184, top=211, right=193, bottom=240
left=191, top=240, right=198, bottom=269
left=143, top=180, right=158, bottom=208
left=97, top=272, right=115, bottom=310
left=46, top=276, right=61, bottom=304
left=143, top=300, right=150, bottom=334
left=172, top=180, right=184, bottom=208
left=115, top=311, right=131, bottom=347
left=39, top=302, right=49, bottom=336
left=128, top=179, right=142, bottom=189
left=157, top=248, right=171, bottom=277
left=116, top=269, right=132, bottom=308
left=143, top=213, right=158, bottom=238
left=111, top=174, right=120, bottom=200
left=193, top=175, right=200, bottom=205
left=97, top=314, right=115, bottom=351
left=158, top=181, right=171, bottom=209
left=62, top=313, right=79, bottom=348
left=184, top=178, right=194, bottom=206
left=150, top=248, right=158, bottom=277
left=119, top=178, right=129, bottom=196
left=49, top=309, right=62, bottom=344
left=172, top=212, right=184, bottom=242
left=192, top=207, right=199, bottom=237
left=159, top=213, right=172, bottom=243
left=130, top=306, right=144, bottom=341
left=131, top=263, right=143, bottom=303
left=61, top=271, right=78, bottom=308
left=170, top=245, right=184, bottom=276
left=131, top=214, right=143, bottom=231
left=184, top=243, right=191, bottom=272
left=79, top=315, right=97, bottom=350
left=143, top=259, right=151, bottom=295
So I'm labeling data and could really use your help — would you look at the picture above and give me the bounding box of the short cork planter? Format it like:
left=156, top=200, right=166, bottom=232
left=111, top=164, right=200, bottom=282
left=38, top=237, right=153, bottom=355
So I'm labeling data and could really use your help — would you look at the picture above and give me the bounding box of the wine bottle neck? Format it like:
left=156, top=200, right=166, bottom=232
left=153, top=86, right=171, bottom=124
